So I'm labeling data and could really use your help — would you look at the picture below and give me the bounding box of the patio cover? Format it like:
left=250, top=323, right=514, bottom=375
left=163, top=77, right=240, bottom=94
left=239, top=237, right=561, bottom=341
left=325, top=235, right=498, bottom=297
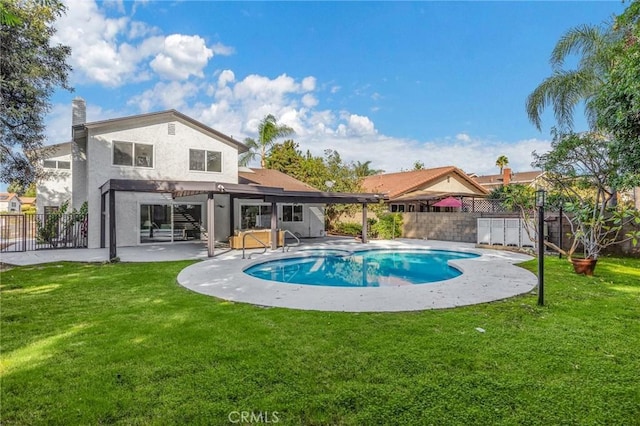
left=99, top=179, right=387, bottom=259
left=432, top=196, right=463, bottom=208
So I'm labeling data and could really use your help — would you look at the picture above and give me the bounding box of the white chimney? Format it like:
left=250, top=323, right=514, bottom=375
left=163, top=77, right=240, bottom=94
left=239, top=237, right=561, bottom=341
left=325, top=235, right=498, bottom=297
left=72, top=97, right=86, bottom=127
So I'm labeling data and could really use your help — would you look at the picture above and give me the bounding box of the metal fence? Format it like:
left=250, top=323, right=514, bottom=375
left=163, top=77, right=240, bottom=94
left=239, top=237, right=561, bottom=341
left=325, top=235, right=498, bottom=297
left=0, top=213, right=88, bottom=253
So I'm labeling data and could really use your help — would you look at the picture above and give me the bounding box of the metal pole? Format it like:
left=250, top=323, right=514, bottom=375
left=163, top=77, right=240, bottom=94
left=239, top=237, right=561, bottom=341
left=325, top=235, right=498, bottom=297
left=538, top=204, right=545, bottom=306
left=558, top=205, right=563, bottom=259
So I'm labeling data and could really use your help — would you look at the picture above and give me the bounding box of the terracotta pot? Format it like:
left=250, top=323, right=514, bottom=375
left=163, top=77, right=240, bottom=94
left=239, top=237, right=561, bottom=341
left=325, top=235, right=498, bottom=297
left=570, top=257, right=598, bottom=276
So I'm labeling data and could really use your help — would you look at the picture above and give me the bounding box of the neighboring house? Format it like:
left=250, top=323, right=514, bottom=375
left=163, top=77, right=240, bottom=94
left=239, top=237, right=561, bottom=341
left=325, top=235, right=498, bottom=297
left=0, top=193, right=21, bottom=213
left=238, top=168, right=325, bottom=237
left=361, top=166, right=489, bottom=212
left=18, top=197, right=36, bottom=210
left=472, top=168, right=545, bottom=191
left=37, top=98, right=380, bottom=253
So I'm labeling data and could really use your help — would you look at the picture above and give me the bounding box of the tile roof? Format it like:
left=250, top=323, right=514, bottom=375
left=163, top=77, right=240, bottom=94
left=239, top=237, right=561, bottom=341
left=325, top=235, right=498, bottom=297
left=474, top=170, right=543, bottom=187
left=238, top=168, right=320, bottom=192
left=19, top=197, right=36, bottom=204
left=0, top=192, right=19, bottom=201
left=361, top=166, right=487, bottom=199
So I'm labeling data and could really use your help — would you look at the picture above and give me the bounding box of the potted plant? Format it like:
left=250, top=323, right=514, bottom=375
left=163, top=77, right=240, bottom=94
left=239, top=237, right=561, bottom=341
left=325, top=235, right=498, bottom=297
left=532, top=131, right=640, bottom=275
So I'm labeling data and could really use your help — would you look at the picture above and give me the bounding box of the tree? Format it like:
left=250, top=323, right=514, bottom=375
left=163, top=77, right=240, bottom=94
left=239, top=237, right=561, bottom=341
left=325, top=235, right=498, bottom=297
left=354, top=160, right=383, bottom=178
left=495, top=155, right=509, bottom=174
left=593, top=2, right=640, bottom=181
left=7, top=180, right=36, bottom=196
left=525, top=23, right=617, bottom=132
left=239, top=115, right=294, bottom=168
left=532, top=131, right=640, bottom=264
left=412, top=160, right=424, bottom=170
left=1, top=0, right=72, bottom=187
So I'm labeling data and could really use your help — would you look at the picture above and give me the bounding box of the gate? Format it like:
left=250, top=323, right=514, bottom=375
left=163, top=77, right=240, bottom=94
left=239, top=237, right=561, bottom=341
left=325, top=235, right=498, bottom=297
left=0, top=213, right=88, bottom=252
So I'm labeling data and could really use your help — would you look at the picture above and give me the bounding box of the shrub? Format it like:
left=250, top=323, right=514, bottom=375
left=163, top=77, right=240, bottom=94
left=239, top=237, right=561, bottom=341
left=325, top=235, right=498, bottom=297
left=372, top=213, right=402, bottom=239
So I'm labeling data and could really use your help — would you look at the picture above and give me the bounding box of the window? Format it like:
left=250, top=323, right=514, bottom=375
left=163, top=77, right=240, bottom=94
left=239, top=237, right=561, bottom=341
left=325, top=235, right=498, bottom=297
left=390, top=204, right=405, bottom=213
left=240, top=204, right=272, bottom=229
left=190, top=149, right=222, bottom=172
left=43, top=160, right=71, bottom=169
left=282, top=205, right=303, bottom=222
left=113, top=141, right=153, bottom=168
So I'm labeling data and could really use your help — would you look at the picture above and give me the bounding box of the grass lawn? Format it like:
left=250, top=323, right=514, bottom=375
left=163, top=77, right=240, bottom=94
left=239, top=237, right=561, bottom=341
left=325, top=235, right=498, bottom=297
left=1, top=256, right=639, bottom=425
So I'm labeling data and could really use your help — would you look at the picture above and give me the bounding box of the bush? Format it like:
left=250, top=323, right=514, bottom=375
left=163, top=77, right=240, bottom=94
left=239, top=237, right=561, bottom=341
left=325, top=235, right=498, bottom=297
left=372, top=213, right=402, bottom=239
left=333, top=222, right=362, bottom=236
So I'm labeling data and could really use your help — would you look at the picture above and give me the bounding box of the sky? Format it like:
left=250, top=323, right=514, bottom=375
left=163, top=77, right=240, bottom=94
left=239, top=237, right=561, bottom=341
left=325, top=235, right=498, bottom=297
left=36, top=0, right=628, bottom=184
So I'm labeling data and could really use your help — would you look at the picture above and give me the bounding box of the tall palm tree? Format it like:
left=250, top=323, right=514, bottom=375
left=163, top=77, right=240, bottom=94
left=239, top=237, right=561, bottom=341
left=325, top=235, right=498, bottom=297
left=354, top=160, right=383, bottom=178
left=526, top=24, right=618, bottom=132
left=239, top=114, right=294, bottom=168
left=495, top=155, right=509, bottom=174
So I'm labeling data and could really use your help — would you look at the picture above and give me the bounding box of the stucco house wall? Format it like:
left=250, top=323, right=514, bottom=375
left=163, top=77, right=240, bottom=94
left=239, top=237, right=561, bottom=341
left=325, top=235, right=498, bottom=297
left=86, top=118, right=240, bottom=248
left=233, top=199, right=325, bottom=238
left=36, top=143, right=73, bottom=214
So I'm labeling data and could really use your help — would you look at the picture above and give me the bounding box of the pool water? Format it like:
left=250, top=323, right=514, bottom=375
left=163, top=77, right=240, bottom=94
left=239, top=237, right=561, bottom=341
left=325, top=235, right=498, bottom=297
left=244, top=249, right=480, bottom=287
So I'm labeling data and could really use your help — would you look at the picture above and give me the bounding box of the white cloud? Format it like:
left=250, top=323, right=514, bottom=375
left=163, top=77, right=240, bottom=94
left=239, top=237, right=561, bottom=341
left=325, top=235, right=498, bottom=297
left=150, top=34, right=213, bottom=80
left=456, top=133, right=471, bottom=142
left=217, top=70, right=236, bottom=88
left=127, top=81, right=200, bottom=112
left=119, top=70, right=548, bottom=175
left=211, top=42, right=235, bottom=56
left=53, top=1, right=224, bottom=86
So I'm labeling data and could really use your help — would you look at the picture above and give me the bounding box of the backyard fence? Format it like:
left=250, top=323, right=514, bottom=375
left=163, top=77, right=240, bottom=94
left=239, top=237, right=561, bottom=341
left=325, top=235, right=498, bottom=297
left=0, top=213, right=88, bottom=253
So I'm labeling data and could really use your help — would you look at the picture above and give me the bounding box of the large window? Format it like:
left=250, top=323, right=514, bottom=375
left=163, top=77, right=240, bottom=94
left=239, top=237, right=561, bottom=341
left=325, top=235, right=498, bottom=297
left=114, top=141, right=153, bottom=168
left=189, top=149, right=222, bottom=172
left=240, top=204, right=272, bottom=229
left=282, top=205, right=303, bottom=222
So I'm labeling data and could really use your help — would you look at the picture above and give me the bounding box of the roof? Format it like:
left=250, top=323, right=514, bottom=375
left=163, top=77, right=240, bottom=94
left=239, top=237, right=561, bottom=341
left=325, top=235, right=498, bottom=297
left=361, top=166, right=488, bottom=199
left=72, top=110, right=248, bottom=153
left=238, top=168, right=320, bottom=192
left=99, top=179, right=385, bottom=204
left=0, top=193, right=19, bottom=202
left=19, top=196, right=36, bottom=204
left=474, top=170, right=544, bottom=187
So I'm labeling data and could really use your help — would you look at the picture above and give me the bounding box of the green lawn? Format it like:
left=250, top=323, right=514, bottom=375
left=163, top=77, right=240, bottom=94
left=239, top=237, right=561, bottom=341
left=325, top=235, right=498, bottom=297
left=1, top=256, right=639, bottom=425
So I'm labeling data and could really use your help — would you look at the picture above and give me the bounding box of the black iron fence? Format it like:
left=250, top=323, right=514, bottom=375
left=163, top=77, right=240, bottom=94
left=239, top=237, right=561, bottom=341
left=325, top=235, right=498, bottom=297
left=0, top=213, right=88, bottom=253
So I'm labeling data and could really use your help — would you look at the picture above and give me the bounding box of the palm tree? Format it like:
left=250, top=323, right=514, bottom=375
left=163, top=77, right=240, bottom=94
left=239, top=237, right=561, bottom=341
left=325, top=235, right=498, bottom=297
left=239, top=114, right=294, bottom=168
left=354, top=160, right=383, bottom=178
left=526, top=24, right=618, bottom=132
left=495, top=155, right=509, bottom=174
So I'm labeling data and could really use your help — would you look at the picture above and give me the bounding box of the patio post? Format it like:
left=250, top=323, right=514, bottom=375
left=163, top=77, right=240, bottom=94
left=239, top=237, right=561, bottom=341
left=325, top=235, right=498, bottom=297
left=100, top=192, right=105, bottom=248
left=109, top=189, right=117, bottom=260
left=207, top=193, right=215, bottom=257
left=361, top=203, right=368, bottom=244
left=270, top=201, right=277, bottom=250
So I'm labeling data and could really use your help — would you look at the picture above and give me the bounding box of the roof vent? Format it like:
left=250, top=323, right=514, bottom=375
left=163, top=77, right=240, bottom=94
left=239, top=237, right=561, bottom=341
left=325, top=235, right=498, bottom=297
left=168, top=123, right=176, bottom=135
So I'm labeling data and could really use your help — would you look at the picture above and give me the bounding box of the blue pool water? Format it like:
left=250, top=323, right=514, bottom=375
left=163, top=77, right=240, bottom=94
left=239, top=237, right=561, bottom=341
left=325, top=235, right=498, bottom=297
left=244, top=249, right=480, bottom=287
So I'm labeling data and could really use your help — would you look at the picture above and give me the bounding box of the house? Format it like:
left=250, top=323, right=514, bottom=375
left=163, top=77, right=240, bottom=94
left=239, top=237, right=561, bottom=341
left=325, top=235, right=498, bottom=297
left=37, top=98, right=382, bottom=256
left=0, top=193, right=21, bottom=213
left=472, top=168, right=545, bottom=191
left=18, top=197, right=36, bottom=211
left=361, top=166, right=489, bottom=212
left=238, top=168, right=325, bottom=237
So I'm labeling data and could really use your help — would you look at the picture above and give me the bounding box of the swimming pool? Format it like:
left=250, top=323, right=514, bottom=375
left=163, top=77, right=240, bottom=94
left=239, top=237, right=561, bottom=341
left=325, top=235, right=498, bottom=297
left=244, top=249, right=480, bottom=287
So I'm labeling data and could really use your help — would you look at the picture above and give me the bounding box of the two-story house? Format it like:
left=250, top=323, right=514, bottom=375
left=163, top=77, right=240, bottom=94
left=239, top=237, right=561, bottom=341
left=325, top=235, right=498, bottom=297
left=0, top=193, right=21, bottom=212
left=38, top=98, right=381, bottom=255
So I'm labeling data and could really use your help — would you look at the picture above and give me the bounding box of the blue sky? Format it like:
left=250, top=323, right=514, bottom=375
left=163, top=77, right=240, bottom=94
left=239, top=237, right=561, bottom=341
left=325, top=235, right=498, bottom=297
left=39, top=1, right=627, bottom=181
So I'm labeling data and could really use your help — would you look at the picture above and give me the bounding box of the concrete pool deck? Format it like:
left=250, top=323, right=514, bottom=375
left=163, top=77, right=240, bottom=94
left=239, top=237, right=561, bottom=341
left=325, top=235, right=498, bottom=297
left=177, top=239, right=537, bottom=312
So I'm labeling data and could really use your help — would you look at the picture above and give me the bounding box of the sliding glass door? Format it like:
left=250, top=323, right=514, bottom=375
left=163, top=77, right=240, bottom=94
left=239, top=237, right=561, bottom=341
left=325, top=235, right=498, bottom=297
left=139, top=203, right=202, bottom=243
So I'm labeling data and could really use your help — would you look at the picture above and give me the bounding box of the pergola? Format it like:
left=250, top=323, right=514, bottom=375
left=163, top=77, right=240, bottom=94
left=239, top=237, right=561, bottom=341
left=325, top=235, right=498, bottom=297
left=99, top=179, right=386, bottom=259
